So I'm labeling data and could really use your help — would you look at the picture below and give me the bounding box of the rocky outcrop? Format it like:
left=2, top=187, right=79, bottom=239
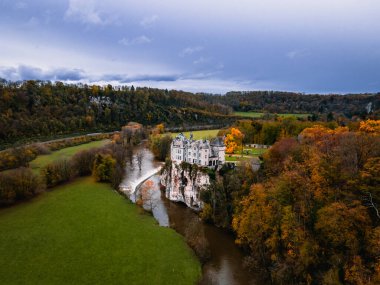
left=160, top=162, right=210, bottom=210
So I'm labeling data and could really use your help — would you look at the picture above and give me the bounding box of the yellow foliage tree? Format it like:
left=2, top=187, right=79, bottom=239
left=359, top=119, right=380, bottom=134
left=224, top=128, right=244, bottom=154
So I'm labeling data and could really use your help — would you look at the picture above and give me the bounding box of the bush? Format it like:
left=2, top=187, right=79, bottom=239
left=42, top=160, right=74, bottom=188
left=92, top=154, right=116, bottom=182
left=0, top=168, right=42, bottom=205
left=0, top=146, right=39, bottom=171
left=149, top=134, right=172, bottom=161
left=72, top=149, right=97, bottom=176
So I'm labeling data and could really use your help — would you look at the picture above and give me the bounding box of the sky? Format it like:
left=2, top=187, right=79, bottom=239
left=0, top=0, right=380, bottom=94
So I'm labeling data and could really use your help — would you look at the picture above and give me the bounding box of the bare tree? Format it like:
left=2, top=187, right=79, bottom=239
left=126, top=144, right=134, bottom=165
left=140, top=180, right=157, bottom=212
left=136, top=151, right=144, bottom=170
left=363, top=192, right=380, bottom=220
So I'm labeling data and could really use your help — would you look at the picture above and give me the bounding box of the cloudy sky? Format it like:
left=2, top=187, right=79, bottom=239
left=1, top=0, right=380, bottom=94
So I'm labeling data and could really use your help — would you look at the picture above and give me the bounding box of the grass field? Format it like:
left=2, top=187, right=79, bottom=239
left=30, top=140, right=109, bottom=173
left=0, top=177, right=200, bottom=285
left=234, top=111, right=310, bottom=119
left=171, top=129, right=220, bottom=139
left=236, top=147, right=268, bottom=156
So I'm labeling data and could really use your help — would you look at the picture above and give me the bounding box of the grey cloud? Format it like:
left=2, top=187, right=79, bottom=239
left=64, top=0, right=117, bottom=25
left=0, top=65, right=86, bottom=81
left=140, top=15, right=159, bottom=28
left=114, top=74, right=179, bottom=83
left=119, top=36, right=152, bottom=46
left=179, top=46, right=203, bottom=57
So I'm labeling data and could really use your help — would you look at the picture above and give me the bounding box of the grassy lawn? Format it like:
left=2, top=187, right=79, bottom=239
left=0, top=177, right=200, bottom=285
left=236, top=147, right=268, bottom=156
left=171, top=129, right=220, bottom=140
left=234, top=111, right=264, bottom=118
left=234, top=111, right=310, bottom=119
left=30, top=140, right=109, bottom=173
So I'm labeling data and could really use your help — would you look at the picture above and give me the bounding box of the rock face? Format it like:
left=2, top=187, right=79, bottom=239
left=160, top=162, right=210, bottom=210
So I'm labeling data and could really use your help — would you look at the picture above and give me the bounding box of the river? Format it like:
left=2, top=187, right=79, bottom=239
left=120, top=146, right=260, bottom=285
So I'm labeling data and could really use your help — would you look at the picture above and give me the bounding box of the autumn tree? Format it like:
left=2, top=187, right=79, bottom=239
left=359, top=119, right=380, bottom=134
left=139, top=180, right=156, bottom=211
left=92, top=154, right=116, bottom=182
left=224, top=127, right=244, bottom=154
left=232, top=125, right=380, bottom=284
left=149, top=134, right=172, bottom=161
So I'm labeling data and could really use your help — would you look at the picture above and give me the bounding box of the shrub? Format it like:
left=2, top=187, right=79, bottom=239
left=0, top=168, right=42, bottom=205
left=72, top=149, right=97, bottom=176
left=42, top=160, right=74, bottom=188
left=92, top=154, right=116, bottom=182
left=149, top=134, right=172, bottom=161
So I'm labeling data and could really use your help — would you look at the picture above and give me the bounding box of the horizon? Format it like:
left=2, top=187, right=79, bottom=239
left=1, top=0, right=380, bottom=94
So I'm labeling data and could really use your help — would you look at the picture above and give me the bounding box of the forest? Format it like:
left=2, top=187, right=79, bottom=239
left=1, top=79, right=379, bottom=149
left=200, top=120, right=380, bottom=284
left=0, top=80, right=235, bottom=148
left=199, top=91, right=380, bottom=118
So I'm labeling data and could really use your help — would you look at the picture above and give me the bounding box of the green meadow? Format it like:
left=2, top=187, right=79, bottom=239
left=171, top=129, right=220, bottom=139
left=30, top=139, right=109, bottom=173
left=234, top=111, right=310, bottom=119
left=0, top=177, right=201, bottom=285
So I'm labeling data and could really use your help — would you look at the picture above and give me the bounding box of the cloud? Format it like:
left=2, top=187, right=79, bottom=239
left=286, top=50, right=309, bottom=60
left=140, top=15, right=159, bottom=28
left=65, top=0, right=113, bottom=25
left=179, top=46, right=203, bottom=57
left=102, top=73, right=178, bottom=83
left=119, top=35, right=152, bottom=46
left=14, top=2, right=27, bottom=9
left=0, top=65, right=85, bottom=81
left=193, top=57, right=210, bottom=65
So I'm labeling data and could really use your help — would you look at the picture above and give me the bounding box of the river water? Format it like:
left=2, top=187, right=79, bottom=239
left=120, top=146, right=260, bottom=285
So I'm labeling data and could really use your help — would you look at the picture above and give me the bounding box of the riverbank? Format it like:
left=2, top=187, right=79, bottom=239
left=0, top=177, right=201, bottom=284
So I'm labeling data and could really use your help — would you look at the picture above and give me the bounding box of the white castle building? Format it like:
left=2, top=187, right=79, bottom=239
left=171, top=133, right=225, bottom=167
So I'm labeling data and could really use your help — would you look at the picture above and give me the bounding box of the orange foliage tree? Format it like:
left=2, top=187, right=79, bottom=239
left=359, top=119, right=380, bottom=134
left=233, top=124, right=380, bottom=284
left=224, top=128, right=244, bottom=154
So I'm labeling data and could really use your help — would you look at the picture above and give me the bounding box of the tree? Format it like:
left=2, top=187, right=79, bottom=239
left=140, top=180, right=156, bottom=211
left=72, top=149, right=97, bottom=176
left=149, top=134, right=172, bottom=161
left=136, top=151, right=144, bottom=170
left=0, top=168, right=42, bottom=205
left=224, top=128, right=244, bottom=154
left=43, top=159, right=73, bottom=188
left=359, top=119, right=380, bottom=134
left=92, top=154, right=116, bottom=182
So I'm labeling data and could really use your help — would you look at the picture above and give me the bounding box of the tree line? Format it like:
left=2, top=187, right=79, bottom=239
left=199, top=91, right=380, bottom=118
left=0, top=80, right=236, bottom=149
left=219, top=117, right=352, bottom=146
left=2, top=79, right=379, bottom=149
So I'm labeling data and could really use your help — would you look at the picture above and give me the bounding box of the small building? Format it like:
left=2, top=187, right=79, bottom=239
left=171, top=133, right=225, bottom=167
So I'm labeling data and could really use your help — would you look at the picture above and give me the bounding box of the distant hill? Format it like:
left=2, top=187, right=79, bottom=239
left=0, top=80, right=236, bottom=147
left=1, top=79, right=378, bottom=147
left=199, top=91, right=380, bottom=118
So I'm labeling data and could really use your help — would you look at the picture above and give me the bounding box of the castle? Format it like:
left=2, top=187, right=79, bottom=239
left=171, top=133, right=225, bottom=167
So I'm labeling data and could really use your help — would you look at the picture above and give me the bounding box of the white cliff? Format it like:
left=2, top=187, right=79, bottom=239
left=160, top=161, right=210, bottom=210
